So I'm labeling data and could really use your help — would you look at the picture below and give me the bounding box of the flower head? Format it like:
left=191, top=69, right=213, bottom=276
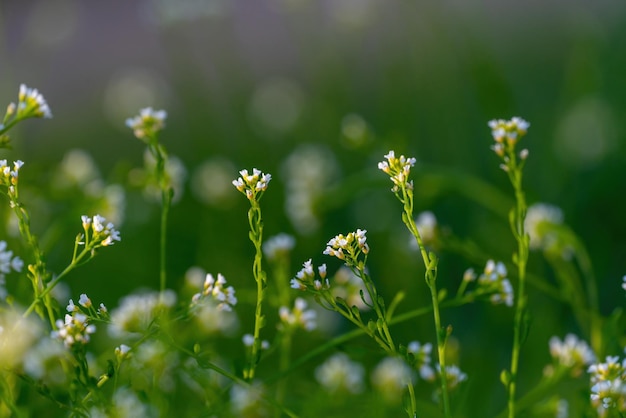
left=315, top=353, right=365, bottom=394
left=477, top=260, right=514, bottom=307
left=378, top=150, right=416, bottom=192
left=549, top=334, right=595, bottom=376
left=125, top=107, right=167, bottom=140
left=588, top=355, right=626, bottom=413
left=488, top=117, right=529, bottom=146
left=51, top=313, right=96, bottom=348
left=291, top=259, right=329, bottom=292
left=407, top=341, right=435, bottom=381
left=525, top=203, right=565, bottom=250
left=263, top=233, right=296, bottom=261
left=191, top=273, right=237, bottom=311
left=323, top=229, right=369, bottom=267
left=232, top=168, right=271, bottom=201
left=17, top=84, right=52, bottom=119
left=371, top=357, right=415, bottom=402
left=278, top=297, right=317, bottom=331
left=80, top=214, right=121, bottom=247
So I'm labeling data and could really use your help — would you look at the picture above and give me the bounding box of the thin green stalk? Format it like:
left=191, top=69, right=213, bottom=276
left=506, top=156, right=529, bottom=418
left=245, top=201, right=267, bottom=380
left=159, top=188, right=172, bottom=293
left=402, top=191, right=451, bottom=417
left=23, top=241, right=94, bottom=318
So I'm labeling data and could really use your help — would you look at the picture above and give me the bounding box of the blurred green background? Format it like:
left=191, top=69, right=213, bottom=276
left=1, top=0, right=626, bottom=416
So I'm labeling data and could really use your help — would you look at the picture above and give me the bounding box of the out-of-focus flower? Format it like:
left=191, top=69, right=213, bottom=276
left=125, top=107, right=166, bottom=141
left=371, top=357, right=414, bottom=402
left=51, top=313, right=96, bottom=348
left=407, top=341, right=435, bottom=381
left=549, top=334, right=595, bottom=376
left=477, top=260, right=514, bottom=307
left=0, top=309, right=43, bottom=369
left=263, top=233, right=295, bottom=261
left=230, top=381, right=266, bottom=417
left=437, top=364, right=467, bottom=390
left=278, top=297, right=316, bottom=331
left=282, top=144, right=339, bottom=234
left=108, top=290, right=176, bottom=338
left=331, top=266, right=371, bottom=310
left=315, top=353, right=365, bottom=394
left=588, top=354, right=626, bottom=414
left=525, top=203, right=564, bottom=250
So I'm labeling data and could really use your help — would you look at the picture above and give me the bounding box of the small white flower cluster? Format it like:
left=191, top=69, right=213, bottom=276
left=488, top=117, right=530, bottom=145
left=0, top=240, right=23, bottom=299
left=16, top=84, right=52, bottom=119
left=232, top=168, right=271, bottom=201
left=230, top=381, right=265, bottom=416
left=125, top=107, right=167, bottom=140
left=291, top=259, right=328, bottom=292
left=279, top=297, right=317, bottom=331
left=109, top=290, right=176, bottom=338
left=588, top=354, right=626, bottom=413
left=323, top=229, right=369, bottom=263
left=477, top=260, right=514, bottom=307
left=66, top=293, right=108, bottom=317
left=81, top=214, right=121, bottom=247
left=0, top=159, right=24, bottom=201
left=282, top=145, right=339, bottom=234
left=437, top=364, right=468, bottom=390
left=371, top=357, right=415, bottom=402
left=524, top=203, right=566, bottom=252
left=262, top=233, right=296, bottom=261
left=407, top=341, right=435, bottom=381
left=488, top=117, right=530, bottom=169
left=51, top=313, right=96, bottom=348
left=315, top=353, right=365, bottom=394
left=549, top=334, right=595, bottom=375
left=191, top=273, right=237, bottom=311
left=378, top=150, right=417, bottom=192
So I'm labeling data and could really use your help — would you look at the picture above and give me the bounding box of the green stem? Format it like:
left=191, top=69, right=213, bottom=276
left=507, top=160, right=529, bottom=418
left=159, top=188, right=172, bottom=294
left=23, top=246, right=92, bottom=318
left=402, top=189, right=451, bottom=417
left=245, top=202, right=267, bottom=380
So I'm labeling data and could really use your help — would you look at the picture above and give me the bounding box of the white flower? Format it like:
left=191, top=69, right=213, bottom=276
left=278, top=297, right=317, bottom=331
left=262, top=233, right=296, bottom=260
left=191, top=273, right=237, bottom=311
left=125, top=107, right=167, bottom=139
left=415, top=211, right=437, bottom=245
left=108, top=290, right=176, bottom=338
left=79, top=293, right=92, bottom=308
left=51, top=313, right=96, bottom=348
left=232, top=168, right=271, bottom=201
left=315, top=353, right=365, bottom=394
left=371, top=357, right=414, bottom=402
left=17, top=84, right=52, bottom=119
left=478, top=260, right=514, bottom=307
left=549, top=334, right=595, bottom=372
left=524, top=203, right=564, bottom=250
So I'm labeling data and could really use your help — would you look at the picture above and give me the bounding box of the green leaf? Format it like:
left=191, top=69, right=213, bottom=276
left=500, top=369, right=511, bottom=387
